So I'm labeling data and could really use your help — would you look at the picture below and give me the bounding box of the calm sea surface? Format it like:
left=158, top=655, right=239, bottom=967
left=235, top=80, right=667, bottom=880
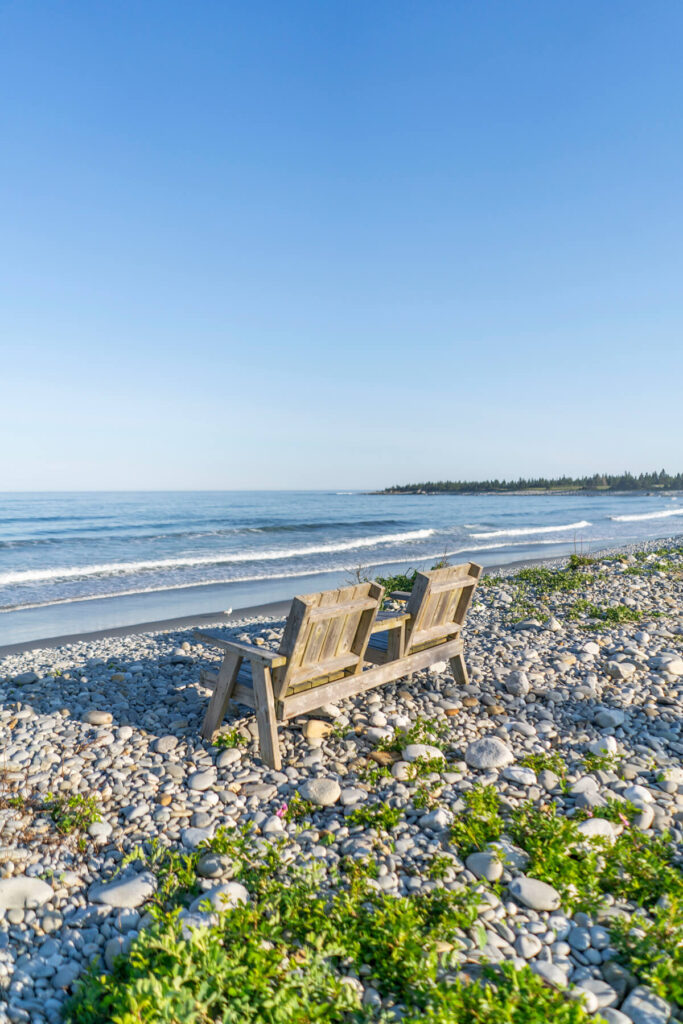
left=1, top=490, right=682, bottom=644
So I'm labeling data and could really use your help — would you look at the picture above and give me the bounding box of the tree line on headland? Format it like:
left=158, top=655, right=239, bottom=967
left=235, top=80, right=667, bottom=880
left=380, top=470, right=683, bottom=494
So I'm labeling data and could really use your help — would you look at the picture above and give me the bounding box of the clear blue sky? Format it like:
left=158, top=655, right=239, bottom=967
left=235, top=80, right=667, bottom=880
left=1, top=1, right=682, bottom=490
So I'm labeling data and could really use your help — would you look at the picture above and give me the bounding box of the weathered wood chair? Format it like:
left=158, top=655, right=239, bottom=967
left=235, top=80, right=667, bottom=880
left=196, top=565, right=481, bottom=768
left=195, top=582, right=384, bottom=770
left=365, top=562, right=482, bottom=685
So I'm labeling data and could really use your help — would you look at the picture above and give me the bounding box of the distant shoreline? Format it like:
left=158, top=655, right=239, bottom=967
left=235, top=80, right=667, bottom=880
left=372, top=488, right=683, bottom=496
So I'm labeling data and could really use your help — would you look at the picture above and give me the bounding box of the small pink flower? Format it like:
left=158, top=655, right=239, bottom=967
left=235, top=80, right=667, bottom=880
left=276, top=803, right=288, bottom=818
left=618, top=813, right=629, bottom=827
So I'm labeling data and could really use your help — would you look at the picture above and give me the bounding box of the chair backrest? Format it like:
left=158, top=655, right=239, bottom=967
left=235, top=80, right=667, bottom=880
left=273, top=581, right=384, bottom=699
left=403, top=562, right=481, bottom=654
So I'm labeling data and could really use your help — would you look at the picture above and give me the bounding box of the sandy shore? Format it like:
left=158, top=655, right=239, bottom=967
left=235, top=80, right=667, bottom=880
left=1, top=536, right=682, bottom=1022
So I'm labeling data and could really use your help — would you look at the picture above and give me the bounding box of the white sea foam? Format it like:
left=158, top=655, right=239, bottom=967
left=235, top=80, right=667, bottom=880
left=609, top=508, right=683, bottom=523
left=469, top=520, right=591, bottom=539
left=0, top=529, right=436, bottom=586
left=0, top=538, right=598, bottom=612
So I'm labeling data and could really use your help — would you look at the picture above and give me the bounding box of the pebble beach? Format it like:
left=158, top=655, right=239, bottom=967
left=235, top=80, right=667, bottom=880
left=2, top=538, right=683, bottom=1023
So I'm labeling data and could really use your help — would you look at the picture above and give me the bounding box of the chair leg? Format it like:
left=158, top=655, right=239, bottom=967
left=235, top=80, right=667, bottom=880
left=449, top=651, right=469, bottom=687
left=387, top=623, right=406, bottom=660
left=251, top=662, right=282, bottom=770
left=201, top=652, right=241, bottom=741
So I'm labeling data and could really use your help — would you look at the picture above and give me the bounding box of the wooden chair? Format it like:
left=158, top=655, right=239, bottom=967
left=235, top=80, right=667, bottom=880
left=196, top=565, right=481, bottom=768
left=365, top=562, right=482, bottom=685
left=195, top=582, right=384, bottom=770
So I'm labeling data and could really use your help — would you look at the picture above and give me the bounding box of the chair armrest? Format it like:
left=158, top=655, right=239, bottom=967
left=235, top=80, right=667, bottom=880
left=390, top=590, right=412, bottom=600
left=370, top=612, right=410, bottom=633
left=194, top=631, right=287, bottom=668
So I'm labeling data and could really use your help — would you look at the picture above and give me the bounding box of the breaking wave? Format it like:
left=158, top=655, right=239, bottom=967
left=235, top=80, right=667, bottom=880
left=0, top=529, right=436, bottom=586
left=609, top=508, right=683, bottom=523
left=470, top=521, right=591, bottom=539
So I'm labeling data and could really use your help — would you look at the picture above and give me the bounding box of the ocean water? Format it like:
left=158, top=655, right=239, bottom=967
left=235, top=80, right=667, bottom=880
left=1, top=489, right=682, bottom=645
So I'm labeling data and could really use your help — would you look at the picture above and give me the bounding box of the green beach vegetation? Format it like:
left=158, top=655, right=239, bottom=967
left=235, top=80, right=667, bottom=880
left=65, top=826, right=599, bottom=1024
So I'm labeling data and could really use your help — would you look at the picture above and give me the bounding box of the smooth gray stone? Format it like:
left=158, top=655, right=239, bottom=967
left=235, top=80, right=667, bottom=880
left=154, top=735, right=178, bottom=754
left=196, top=853, right=233, bottom=879
left=465, top=736, right=514, bottom=769
left=419, top=808, right=452, bottom=831
left=299, top=778, right=341, bottom=806
left=215, top=747, right=241, bottom=768
left=620, top=986, right=671, bottom=1024
left=402, top=743, right=445, bottom=762
left=509, top=876, right=561, bottom=912
left=595, top=708, right=626, bottom=728
left=189, top=882, right=248, bottom=913
left=502, top=765, right=537, bottom=786
left=53, top=963, right=81, bottom=989
left=466, top=851, right=503, bottom=882
left=89, top=871, right=156, bottom=909
left=83, top=709, right=113, bottom=726
left=600, top=1011, right=634, bottom=1024
left=602, top=960, right=638, bottom=999
left=568, top=925, right=591, bottom=951
left=504, top=670, right=530, bottom=696
left=578, top=978, right=619, bottom=1008
left=188, top=769, right=217, bottom=792
left=514, top=933, right=542, bottom=959
left=104, top=934, right=134, bottom=970
left=181, top=827, right=215, bottom=850
left=0, top=876, right=53, bottom=910
left=530, top=961, right=567, bottom=988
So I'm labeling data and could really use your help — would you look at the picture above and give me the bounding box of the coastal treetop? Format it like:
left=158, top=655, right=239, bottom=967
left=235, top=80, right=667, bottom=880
left=380, top=471, right=682, bottom=494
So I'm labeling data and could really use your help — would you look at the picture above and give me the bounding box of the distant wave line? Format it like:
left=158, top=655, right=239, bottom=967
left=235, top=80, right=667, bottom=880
left=609, top=508, right=683, bottom=523
left=470, top=520, right=591, bottom=539
left=0, top=529, right=437, bottom=585
left=0, top=518, right=404, bottom=550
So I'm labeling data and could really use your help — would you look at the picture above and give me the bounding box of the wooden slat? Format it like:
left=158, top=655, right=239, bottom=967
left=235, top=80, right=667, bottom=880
left=280, top=637, right=464, bottom=719
left=287, top=651, right=359, bottom=688
left=319, top=587, right=351, bottom=663
left=429, top=577, right=477, bottom=595
left=349, top=581, right=384, bottom=670
left=403, top=572, right=431, bottom=650
left=273, top=596, right=311, bottom=699
left=371, top=611, right=410, bottom=632
left=200, top=651, right=241, bottom=740
left=233, top=683, right=256, bottom=707
left=409, top=622, right=461, bottom=648
left=387, top=619, right=406, bottom=660
left=201, top=664, right=252, bottom=689
left=194, top=632, right=287, bottom=667
left=400, top=563, right=482, bottom=655
left=307, top=596, right=377, bottom=622
left=300, top=591, right=335, bottom=667
left=441, top=586, right=463, bottom=626
left=449, top=651, right=469, bottom=686
left=251, top=663, right=281, bottom=770
left=453, top=563, right=482, bottom=626
left=422, top=591, right=442, bottom=632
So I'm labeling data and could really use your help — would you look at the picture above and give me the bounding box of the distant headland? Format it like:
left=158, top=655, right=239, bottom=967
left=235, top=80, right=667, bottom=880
left=376, top=471, right=683, bottom=495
